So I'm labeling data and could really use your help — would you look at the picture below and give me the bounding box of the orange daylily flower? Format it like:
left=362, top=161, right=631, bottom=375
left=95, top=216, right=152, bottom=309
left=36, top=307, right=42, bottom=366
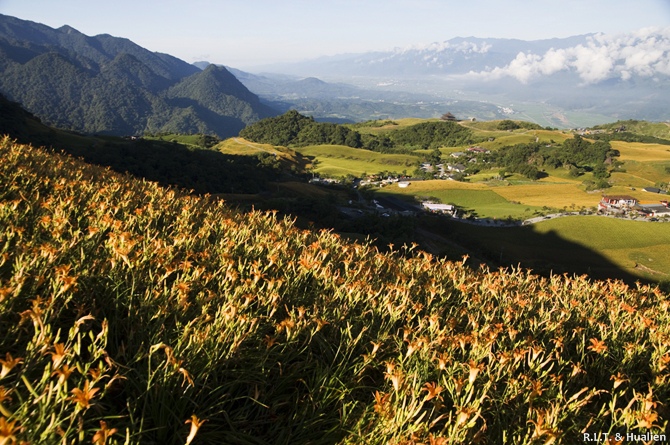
left=587, top=338, right=608, bottom=354
left=373, top=391, right=391, bottom=416
left=468, top=360, right=484, bottom=385
left=422, top=382, right=444, bottom=401
left=0, top=353, right=23, bottom=379
left=69, top=380, right=99, bottom=409
left=92, top=420, right=118, bottom=445
left=185, top=415, right=206, bottom=445
left=51, top=343, right=67, bottom=369
left=52, top=364, right=75, bottom=385
left=0, top=417, right=22, bottom=444
left=611, top=372, right=628, bottom=390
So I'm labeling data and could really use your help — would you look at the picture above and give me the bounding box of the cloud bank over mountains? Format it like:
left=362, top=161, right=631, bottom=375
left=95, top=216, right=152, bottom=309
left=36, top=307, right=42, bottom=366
left=469, top=27, right=670, bottom=84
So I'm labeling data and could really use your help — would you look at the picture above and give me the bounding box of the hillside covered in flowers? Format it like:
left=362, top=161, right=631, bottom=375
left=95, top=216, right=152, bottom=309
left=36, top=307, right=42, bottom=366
left=0, top=136, right=668, bottom=444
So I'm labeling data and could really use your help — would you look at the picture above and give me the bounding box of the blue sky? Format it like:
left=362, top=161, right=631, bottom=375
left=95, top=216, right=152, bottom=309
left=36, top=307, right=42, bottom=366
left=1, top=0, right=668, bottom=69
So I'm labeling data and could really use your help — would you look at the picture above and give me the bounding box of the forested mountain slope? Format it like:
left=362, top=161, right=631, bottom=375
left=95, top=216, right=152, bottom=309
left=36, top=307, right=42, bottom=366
left=0, top=14, right=278, bottom=137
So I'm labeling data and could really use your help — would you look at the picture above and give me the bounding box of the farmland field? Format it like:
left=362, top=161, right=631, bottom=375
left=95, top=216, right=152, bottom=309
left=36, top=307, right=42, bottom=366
left=377, top=180, right=541, bottom=219
left=532, top=217, right=670, bottom=280
left=437, top=216, right=670, bottom=281
left=611, top=140, right=670, bottom=162
left=216, top=137, right=297, bottom=159
left=491, top=182, right=600, bottom=209
left=378, top=176, right=602, bottom=218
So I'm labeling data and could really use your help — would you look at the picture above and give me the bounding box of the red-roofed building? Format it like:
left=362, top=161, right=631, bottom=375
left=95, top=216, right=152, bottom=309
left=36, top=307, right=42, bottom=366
left=598, top=195, right=637, bottom=213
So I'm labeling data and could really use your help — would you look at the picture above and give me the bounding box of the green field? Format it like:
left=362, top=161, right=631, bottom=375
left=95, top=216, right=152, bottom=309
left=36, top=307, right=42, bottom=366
left=435, top=216, right=670, bottom=282
left=293, top=144, right=417, bottom=177
left=534, top=217, right=670, bottom=279
left=378, top=180, right=544, bottom=219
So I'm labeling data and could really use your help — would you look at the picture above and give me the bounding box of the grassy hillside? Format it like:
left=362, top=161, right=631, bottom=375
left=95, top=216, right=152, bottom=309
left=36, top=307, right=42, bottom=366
left=593, top=120, right=670, bottom=140
left=294, top=144, right=417, bottom=177
left=1, top=137, right=669, bottom=444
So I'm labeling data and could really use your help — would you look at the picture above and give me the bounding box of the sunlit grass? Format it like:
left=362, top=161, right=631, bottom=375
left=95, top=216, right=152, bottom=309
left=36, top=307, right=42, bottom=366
left=531, top=217, right=670, bottom=279
left=612, top=141, right=670, bottom=162
left=492, top=182, right=599, bottom=209
left=294, top=144, right=417, bottom=176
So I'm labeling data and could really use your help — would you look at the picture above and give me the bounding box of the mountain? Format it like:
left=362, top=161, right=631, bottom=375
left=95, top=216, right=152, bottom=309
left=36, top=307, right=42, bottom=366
left=0, top=14, right=278, bottom=137
left=256, top=35, right=594, bottom=78
left=196, top=63, right=505, bottom=123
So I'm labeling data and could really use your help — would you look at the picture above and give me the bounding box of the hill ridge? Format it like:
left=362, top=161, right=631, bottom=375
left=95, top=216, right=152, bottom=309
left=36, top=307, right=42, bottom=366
left=0, top=14, right=279, bottom=137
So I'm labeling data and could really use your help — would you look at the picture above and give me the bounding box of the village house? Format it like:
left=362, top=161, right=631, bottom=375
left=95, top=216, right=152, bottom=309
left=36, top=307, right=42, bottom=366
left=636, top=200, right=670, bottom=218
left=598, top=195, right=638, bottom=213
left=422, top=203, right=455, bottom=213
left=447, top=163, right=466, bottom=173
left=420, top=163, right=434, bottom=172
left=440, top=112, right=457, bottom=122
left=467, top=146, right=490, bottom=154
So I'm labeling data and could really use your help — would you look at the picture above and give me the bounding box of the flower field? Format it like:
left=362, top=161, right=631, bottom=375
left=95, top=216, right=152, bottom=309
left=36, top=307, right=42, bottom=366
left=1, top=136, right=669, bottom=444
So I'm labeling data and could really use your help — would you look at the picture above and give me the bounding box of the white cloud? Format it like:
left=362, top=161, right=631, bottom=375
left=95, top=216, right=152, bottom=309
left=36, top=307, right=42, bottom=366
left=469, top=27, right=670, bottom=84
left=400, top=40, right=492, bottom=55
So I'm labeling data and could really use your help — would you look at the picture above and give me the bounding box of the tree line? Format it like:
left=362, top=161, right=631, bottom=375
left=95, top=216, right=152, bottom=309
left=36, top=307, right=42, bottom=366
left=238, top=110, right=479, bottom=153
left=489, top=135, right=620, bottom=187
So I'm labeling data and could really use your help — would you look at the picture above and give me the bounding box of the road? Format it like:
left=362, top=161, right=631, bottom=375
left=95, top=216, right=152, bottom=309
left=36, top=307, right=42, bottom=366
left=447, top=211, right=666, bottom=228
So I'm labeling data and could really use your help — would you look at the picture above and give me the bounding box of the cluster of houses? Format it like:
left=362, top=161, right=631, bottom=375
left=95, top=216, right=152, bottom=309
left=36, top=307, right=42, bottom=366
left=598, top=195, right=670, bottom=218
left=359, top=176, right=413, bottom=188
left=574, top=125, right=626, bottom=136
left=420, top=146, right=491, bottom=180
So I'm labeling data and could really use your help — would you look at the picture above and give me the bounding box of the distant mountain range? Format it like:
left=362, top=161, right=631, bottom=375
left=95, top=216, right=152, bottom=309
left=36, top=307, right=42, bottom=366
left=258, top=31, right=670, bottom=125
left=259, top=35, right=593, bottom=78
left=195, top=64, right=506, bottom=124
left=0, top=14, right=277, bottom=137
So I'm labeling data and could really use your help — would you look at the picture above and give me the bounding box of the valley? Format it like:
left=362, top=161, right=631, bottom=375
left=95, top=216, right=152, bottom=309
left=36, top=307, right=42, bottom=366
left=223, top=114, right=670, bottom=284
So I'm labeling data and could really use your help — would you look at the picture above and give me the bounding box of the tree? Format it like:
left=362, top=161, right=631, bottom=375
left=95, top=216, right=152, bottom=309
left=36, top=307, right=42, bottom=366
left=592, top=163, right=610, bottom=180
left=498, top=120, right=521, bottom=131
left=428, top=148, right=442, bottom=165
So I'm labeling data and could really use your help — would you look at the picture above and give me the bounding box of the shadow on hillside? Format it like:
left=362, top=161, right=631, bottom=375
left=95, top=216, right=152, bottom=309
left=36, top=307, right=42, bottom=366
left=0, top=93, right=292, bottom=194
left=366, top=191, right=654, bottom=286
left=60, top=138, right=289, bottom=194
